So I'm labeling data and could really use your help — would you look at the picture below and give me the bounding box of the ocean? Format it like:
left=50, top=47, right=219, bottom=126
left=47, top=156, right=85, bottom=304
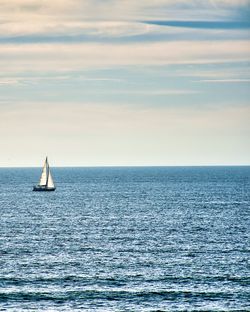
left=0, top=166, right=249, bottom=311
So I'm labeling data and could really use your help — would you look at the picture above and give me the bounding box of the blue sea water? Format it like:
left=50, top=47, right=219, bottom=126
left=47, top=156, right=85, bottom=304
left=0, top=166, right=249, bottom=311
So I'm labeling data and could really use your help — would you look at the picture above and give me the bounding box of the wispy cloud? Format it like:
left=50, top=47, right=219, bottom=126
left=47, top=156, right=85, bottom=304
left=0, top=21, right=155, bottom=40
left=172, top=66, right=250, bottom=84
left=0, top=0, right=249, bottom=40
left=196, top=79, right=250, bottom=83
left=0, top=78, right=20, bottom=85
left=0, top=41, right=249, bottom=73
left=1, top=0, right=249, bottom=20
left=144, top=20, right=250, bottom=30
left=105, top=89, right=199, bottom=95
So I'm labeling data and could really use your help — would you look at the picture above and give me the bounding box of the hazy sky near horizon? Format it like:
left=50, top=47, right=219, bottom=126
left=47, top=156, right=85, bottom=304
left=0, top=0, right=250, bottom=166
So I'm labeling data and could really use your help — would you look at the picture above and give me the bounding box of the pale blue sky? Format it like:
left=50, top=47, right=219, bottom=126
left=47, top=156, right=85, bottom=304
left=0, top=0, right=249, bottom=166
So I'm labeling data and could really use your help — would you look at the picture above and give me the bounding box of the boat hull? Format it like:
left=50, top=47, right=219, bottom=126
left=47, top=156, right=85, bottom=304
left=33, top=186, right=56, bottom=192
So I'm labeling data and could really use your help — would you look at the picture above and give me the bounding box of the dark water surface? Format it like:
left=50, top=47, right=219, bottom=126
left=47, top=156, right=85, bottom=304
left=0, top=167, right=249, bottom=311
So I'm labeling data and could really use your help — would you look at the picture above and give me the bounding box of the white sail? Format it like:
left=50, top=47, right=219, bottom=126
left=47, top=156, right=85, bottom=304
left=39, top=158, right=48, bottom=186
left=47, top=168, right=55, bottom=188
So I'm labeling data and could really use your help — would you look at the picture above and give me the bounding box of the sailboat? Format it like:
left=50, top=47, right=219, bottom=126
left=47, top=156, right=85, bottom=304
left=33, top=157, right=56, bottom=191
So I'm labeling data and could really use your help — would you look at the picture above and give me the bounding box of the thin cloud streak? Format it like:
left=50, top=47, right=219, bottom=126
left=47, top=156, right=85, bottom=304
left=0, top=41, right=249, bottom=73
left=101, top=89, right=200, bottom=95
left=196, top=79, right=250, bottom=83
left=0, top=78, right=20, bottom=85
left=144, top=20, right=250, bottom=29
left=0, top=75, right=121, bottom=85
left=0, top=21, right=155, bottom=39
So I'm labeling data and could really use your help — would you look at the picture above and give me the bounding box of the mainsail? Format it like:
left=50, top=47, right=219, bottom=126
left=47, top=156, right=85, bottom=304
left=39, top=157, right=55, bottom=188
left=39, top=158, right=48, bottom=186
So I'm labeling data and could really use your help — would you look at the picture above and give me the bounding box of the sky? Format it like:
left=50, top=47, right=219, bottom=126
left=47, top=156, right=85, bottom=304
left=0, top=0, right=250, bottom=167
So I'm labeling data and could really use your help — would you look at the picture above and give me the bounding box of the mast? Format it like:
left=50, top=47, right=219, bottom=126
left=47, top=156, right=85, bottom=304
left=45, top=157, right=49, bottom=187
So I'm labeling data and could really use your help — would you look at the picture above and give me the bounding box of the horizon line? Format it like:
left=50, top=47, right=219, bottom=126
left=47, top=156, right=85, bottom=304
left=0, top=164, right=249, bottom=169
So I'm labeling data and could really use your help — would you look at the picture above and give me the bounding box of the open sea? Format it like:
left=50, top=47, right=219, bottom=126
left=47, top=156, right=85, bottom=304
left=0, top=166, right=249, bottom=311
